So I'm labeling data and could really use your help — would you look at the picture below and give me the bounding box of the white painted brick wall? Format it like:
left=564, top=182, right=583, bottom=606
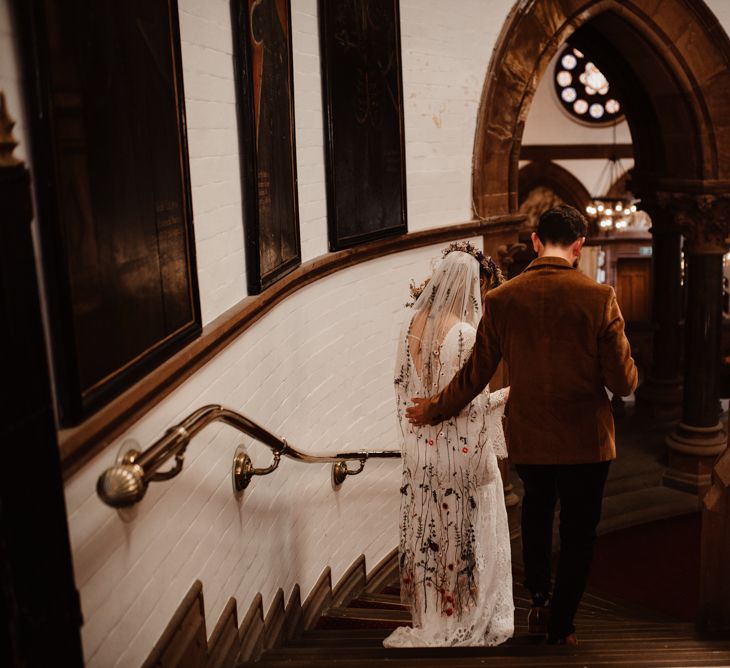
left=292, top=0, right=329, bottom=263
left=65, top=240, right=484, bottom=667
left=178, top=0, right=247, bottom=325
left=399, top=0, right=513, bottom=230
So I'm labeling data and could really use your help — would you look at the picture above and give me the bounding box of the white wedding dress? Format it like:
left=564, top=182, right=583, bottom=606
left=384, top=252, right=514, bottom=648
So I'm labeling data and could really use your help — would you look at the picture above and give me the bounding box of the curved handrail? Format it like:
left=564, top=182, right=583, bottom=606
left=96, top=404, right=401, bottom=508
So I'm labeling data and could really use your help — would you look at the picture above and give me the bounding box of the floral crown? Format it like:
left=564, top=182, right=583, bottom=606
left=406, top=241, right=502, bottom=306
left=441, top=240, right=500, bottom=277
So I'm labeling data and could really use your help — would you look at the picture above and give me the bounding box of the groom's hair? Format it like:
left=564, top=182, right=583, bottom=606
left=537, top=205, right=588, bottom=247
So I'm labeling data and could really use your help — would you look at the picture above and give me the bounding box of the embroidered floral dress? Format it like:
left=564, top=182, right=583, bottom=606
left=384, top=252, right=514, bottom=648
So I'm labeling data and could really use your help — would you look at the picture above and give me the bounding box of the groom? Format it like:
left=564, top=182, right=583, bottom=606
left=406, top=205, right=637, bottom=645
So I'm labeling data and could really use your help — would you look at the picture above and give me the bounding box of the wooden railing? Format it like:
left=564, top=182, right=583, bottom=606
left=700, top=442, right=730, bottom=633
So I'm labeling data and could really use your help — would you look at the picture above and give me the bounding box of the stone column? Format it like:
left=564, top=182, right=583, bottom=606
left=634, top=199, right=684, bottom=418
left=664, top=194, right=729, bottom=495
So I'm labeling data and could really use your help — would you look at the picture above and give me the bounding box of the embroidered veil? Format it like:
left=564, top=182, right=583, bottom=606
left=384, top=250, right=514, bottom=648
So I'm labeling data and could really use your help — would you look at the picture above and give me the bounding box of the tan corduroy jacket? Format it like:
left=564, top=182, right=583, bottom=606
left=423, top=256, right=638, bottom=465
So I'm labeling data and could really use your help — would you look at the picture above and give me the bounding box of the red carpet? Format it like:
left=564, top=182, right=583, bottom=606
left=587, top=513, right=701, bottom=621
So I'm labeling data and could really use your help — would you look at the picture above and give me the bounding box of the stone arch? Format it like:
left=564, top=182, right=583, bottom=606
left=473, top=0, right=730, bottom=217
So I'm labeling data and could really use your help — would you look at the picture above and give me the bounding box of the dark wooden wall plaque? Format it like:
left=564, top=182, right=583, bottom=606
left=232, top=0, right=302, bottom=294
left=318, top=0, right=408, bottom=250
left=17, top=0, right=201, bottom=425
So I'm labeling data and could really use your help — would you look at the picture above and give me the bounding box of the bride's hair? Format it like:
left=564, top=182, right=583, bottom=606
left=406, top=250, right=487, bottom=379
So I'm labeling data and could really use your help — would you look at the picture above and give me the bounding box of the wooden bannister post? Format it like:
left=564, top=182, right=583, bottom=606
left=699, top=440, right=730, bottom=633
left=0, top=89, right=84, bottom=665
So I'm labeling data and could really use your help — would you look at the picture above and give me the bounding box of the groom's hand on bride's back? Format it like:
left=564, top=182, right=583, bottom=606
left=406, top=397, right=433, bottom=426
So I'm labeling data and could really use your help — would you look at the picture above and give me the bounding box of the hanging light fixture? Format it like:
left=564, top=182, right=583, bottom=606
left=585, top=195, right=639, bottom=232
left=584, top=142, right=641, bottom=232
left=578, top=63, right=642, bottom=233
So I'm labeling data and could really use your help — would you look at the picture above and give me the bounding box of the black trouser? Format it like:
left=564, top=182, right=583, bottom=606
left=515, top=461, right=611, bottom=638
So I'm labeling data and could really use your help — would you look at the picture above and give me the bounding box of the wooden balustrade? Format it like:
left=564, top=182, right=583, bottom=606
left=699, top=440, right=730, bottom=633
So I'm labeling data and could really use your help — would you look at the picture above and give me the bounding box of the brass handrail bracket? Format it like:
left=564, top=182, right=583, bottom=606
left=233, top=448, right=282, bottom=495
left=332, top=458, right=366, bottom=487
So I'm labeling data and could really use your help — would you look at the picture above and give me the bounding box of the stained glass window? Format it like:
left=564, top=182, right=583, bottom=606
left=553, top=46, right=623, bottom=125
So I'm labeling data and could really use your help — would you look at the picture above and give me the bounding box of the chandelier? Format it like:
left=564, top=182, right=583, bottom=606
left=585, top=196, right=638, bottom=231
left=583, top=128, right=642, bottom=233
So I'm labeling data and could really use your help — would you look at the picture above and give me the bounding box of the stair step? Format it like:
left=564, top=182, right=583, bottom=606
left=318, top=604, right=688, bottom=630
left=602, top=467, right=664, bottom=497
left=353, top=592, right=403, bottom=606
left=598, top=488, right=699, bottom=535
left=244, top=648, right=730, bottom=668
left=512, top=585, right=676, bottom=623
left=380, top=585, right=400, bottom=596
left=315, top=610, right=662, bottom=628
left=316, top=607, right=410, bottom=630
left=269, top=639, right=730, bottom=660
left=293, top=629, right=704, bottom=647
left=348, top=596, right=409, bottom=611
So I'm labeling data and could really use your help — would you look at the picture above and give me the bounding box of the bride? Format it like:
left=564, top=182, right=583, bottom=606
left=384, top=242, right=514, bottom=648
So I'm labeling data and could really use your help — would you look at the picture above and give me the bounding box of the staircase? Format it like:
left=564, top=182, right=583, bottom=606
left=242, top=566, right=730, bottom=667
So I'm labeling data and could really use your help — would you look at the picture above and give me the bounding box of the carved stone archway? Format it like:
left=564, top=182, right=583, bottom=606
left=472, top=0, right=730, bottom=217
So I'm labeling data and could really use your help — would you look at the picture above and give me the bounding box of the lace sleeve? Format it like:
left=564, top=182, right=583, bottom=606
left=486, top=386, right=509, bottom=459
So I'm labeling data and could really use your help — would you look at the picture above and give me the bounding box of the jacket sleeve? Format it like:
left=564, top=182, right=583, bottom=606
left=423, top=295, right=503, bottom=425
left=599, top=288, right=638, bottom=397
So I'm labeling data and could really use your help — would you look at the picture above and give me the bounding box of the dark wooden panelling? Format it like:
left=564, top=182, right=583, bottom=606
left=142, top=581, right=207, bottom=668
left=263, top=589, right=286, bottom=651
left=701, top=446, right=730, bottom=632
left=206, top=598, right=238, bottom=668
left=332, top=555, right=366, bottom=608
left=616, top=257, right=652, bottom=323
left=150, top=554, right=396, bottom=667
left=363, top=547, right=399, bottom=595
left=237, top=594, right=265, bottom=664
left=58, top=214, right=525, bottom=478
left=319, top=0, right=408, bottom=250
left=302, top=567, right=333, bottom=632
left=283, top=585, right=303, bottom=643
left=0, top=149, right=83, bottom=664
left=58, top=0, right=199, bottom=400
left=16, top=0, right=201, bottom=425
left=519, top=144, right=634, bottom=161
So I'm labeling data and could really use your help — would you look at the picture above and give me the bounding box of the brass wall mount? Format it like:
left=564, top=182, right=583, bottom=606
left=232, top=445, right=282, bottom=495
left=331, top=459, right=366, bottom=487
